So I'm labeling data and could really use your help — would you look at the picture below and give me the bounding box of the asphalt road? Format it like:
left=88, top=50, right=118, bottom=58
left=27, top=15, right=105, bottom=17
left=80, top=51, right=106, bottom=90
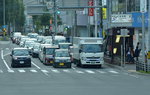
left=0, top=41, right=150, bottom=95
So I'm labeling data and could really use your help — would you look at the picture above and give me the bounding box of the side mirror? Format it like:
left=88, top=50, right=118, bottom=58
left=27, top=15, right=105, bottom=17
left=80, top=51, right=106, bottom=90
left=79, top=49, right=82, bottom=53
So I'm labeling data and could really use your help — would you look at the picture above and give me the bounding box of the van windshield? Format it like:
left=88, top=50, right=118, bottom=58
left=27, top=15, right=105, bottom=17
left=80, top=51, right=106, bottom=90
left=81, top=44, right=103, bottom=53
left=46, top=48, right=54, bottom=55
left=55, top=51, right=69, bottom=57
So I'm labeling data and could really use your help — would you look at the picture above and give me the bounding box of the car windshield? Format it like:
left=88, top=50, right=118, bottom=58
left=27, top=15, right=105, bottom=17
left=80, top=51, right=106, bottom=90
left=59, top=44, right=70, bottom=49
left=55, top=51, right=69, bottom=57
left=13, top=50, right=29, bottom=56
left=45, top=48, right=54, bottom=55
left=34, top=45, right=40, bottom=49
left=81, top=44, right=103, bottom=53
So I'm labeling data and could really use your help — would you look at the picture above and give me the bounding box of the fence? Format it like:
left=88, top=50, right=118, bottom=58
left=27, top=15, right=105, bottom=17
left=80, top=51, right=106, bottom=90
left=136, top=61, right=150, bottom=72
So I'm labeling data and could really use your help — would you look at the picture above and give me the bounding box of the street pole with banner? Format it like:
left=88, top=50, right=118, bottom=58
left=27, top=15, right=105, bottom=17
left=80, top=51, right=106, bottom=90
left=140, top=0, right=147, bottom=69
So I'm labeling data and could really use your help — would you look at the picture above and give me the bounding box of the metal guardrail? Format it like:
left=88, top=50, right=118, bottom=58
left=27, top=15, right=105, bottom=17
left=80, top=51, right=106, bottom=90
left=136, top=61, right=150, bottom=72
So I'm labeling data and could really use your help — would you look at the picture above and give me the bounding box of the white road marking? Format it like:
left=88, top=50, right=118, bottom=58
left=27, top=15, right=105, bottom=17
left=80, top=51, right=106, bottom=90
left=31, top=62, right=49, bottom=76
left=72, top=67, right=76, bottom=70
left=85, top=70, right=95, bottom=74
left=41, top=70, right=49, bottom=73
left=31, top=62, right=41, bottom=69
left=63, top=70, right=70, bottom=73
left=109, top=70, right=119, bottom=74
left=30, top=69, right=37, bottom=73
left=3, top=53, right=11, bottom=57
left=1, top=50, right=12, bottom=70
left=8, top=69, right=15, bottom=73
left=0, top=70, right=3, bottom=73
left=75, top=70, right=84, bottom=74
left=51, top=69, right=60, bottom=73
left=97, top=70, right=106, bottom=74
left=6, top=48, right=9, bottom=50
left=129, top=74, right=139, bottom=78
left=18, top=69, right=25, bottom=73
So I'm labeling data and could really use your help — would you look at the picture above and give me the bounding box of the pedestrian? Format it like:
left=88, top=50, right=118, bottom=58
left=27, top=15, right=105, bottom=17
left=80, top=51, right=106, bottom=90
left=126, top=48, right=131, bottom=63
left=134, top=46, right=141, bottom=61
left=145, top=48, right=148, bottom=63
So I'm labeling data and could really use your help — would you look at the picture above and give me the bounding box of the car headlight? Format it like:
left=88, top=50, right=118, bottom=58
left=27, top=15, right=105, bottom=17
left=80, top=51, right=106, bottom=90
left=13, top=56, right=18, bottom=60
left=81, top=57, right=87, bottom=61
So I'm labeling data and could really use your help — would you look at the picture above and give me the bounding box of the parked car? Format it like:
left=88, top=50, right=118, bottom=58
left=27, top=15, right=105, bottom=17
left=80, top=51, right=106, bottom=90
left=10, top=48, right=31, bottom=68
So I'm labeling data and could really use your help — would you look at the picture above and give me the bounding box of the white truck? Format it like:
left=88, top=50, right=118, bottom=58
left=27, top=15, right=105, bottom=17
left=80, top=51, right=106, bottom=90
left=73, top=37, right=104, bottom=67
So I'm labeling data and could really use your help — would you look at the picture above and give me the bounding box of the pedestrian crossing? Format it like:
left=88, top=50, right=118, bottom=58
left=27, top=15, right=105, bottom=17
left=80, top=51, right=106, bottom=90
left=0, top=69, right=121, bottom=75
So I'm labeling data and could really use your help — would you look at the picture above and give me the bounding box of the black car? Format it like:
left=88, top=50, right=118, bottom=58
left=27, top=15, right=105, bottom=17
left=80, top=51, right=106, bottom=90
left=10, top=48, right=31, bottom=68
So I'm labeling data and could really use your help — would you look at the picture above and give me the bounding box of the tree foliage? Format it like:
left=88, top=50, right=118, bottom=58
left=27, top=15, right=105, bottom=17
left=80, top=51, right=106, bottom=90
left=0, top=0, right=25, bottom=30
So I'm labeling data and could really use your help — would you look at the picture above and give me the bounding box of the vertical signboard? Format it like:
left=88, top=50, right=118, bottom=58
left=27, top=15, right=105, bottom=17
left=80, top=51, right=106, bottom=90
left=102, top=8, right=107, bottom=19
left=140, top=0, right=147, bottom=13
left=88, top=0, right=94, bottom=16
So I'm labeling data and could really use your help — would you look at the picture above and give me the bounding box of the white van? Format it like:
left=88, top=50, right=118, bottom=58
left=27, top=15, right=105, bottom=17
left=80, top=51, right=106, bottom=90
left=39, top=44, right=58, bottom=65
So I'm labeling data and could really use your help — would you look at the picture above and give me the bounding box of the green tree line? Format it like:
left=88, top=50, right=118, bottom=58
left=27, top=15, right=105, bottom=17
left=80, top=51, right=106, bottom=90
left=0, top=0, right=25, bottom=31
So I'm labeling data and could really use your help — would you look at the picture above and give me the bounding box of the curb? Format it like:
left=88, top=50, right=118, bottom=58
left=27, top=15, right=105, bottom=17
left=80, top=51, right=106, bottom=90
left=105, top=63, right=150, bottom=76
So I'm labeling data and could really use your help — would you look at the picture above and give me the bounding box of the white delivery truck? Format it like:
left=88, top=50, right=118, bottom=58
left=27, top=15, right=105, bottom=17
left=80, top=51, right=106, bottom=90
left=73, top=37, right=104, bottom=67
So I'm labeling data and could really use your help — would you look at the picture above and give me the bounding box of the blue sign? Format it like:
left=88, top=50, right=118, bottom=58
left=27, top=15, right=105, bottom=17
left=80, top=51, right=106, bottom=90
left=99, top=28, right=103, bottom=38
left=2, top=25, right=6, bottom=28
left=132, top=12, right=148, bottom=27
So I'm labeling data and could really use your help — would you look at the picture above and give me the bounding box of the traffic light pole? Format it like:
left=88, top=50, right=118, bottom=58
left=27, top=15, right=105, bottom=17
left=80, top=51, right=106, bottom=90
left=54, top=0, right=57, bottom=34
left=3, top=0, right=6, bottom=37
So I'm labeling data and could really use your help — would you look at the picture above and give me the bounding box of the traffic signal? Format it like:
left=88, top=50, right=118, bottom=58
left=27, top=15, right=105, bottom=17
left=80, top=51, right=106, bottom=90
left=64, top=27, right=68, bottom=31
left=57, top=11, right=60, bottom=14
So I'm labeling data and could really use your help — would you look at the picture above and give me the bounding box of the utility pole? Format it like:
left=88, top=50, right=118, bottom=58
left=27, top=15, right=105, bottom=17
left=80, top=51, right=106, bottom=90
left=3, top=0, right=6, bottom=37
left=94, top=0, right=98, bottom=37
left=148, top=0, right=150, bottom=67
left=3, top=0, right=5, bottom=26
left=53, top=0, right=57, bottom=34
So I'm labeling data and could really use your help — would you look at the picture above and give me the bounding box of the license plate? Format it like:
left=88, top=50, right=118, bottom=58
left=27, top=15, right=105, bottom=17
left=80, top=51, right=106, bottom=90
left=59, top=63, right=64, bottom=66
left=20, top=61, right=24, bottom=64
left=91, top=62, right=95, bottom=64
left=50, top=61, right=53, bottom=63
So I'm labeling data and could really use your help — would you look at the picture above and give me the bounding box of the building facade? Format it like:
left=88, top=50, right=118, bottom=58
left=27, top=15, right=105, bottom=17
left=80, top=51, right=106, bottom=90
left=104, top=0, right=148, bottom=65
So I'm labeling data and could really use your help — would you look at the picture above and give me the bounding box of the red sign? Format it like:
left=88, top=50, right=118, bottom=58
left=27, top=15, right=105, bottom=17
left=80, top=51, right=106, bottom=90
left=88, top=0, right=94, bottom=16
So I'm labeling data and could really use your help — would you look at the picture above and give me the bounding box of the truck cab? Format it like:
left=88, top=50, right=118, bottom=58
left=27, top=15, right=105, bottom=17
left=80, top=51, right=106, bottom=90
left=73, top=37, right=104, bottom=67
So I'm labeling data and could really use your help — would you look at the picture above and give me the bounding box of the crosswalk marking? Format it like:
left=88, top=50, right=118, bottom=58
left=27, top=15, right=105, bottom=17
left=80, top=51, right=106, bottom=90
left=85, top=70, right=95, bottom=74
left=8, top=69, right=14, bottom=73
left=0, top=68, right=121, bottom=75
left=109, top=70, right=119, bottom=74
left=63, top=70, right=70, bottom=73
left=51, top=69, right=60, bottom=73
left=97, top=70, right=106, bottom=74
left=18, top=69, right=25, bottom=73
left=75, top=70, right=84, bottom=74
left=41, top=70, right=49, bottom=73
left=30, top=69, right=37, bottom=73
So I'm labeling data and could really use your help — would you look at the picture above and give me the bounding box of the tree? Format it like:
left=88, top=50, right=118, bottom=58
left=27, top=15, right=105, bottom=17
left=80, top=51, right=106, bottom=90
left=0, top=0, right=25, bottom=31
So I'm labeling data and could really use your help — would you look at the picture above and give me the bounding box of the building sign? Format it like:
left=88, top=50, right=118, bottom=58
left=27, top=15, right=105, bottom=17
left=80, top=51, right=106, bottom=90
left=140, top=0, right=147, bottom=13
left=132, top=12, right=148, bottom=27
left=111, top=14, right=132, bottom=23
left=88, top=0, right=94, bottom=16
left=102, top=8, right=107, bottom=19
